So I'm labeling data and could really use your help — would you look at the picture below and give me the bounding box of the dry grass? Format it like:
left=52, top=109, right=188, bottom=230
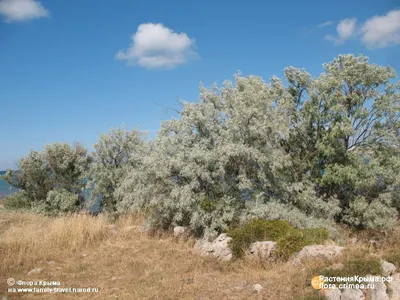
left=0, top=208, right=398, bottom=300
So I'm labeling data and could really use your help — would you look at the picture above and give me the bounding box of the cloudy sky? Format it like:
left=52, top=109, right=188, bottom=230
left=0, top=0, right=399, bottom=170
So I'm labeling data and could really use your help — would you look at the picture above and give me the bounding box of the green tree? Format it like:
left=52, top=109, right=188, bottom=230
left=3, top=142, right=91, bottom=214
left=116, top=75, right=337, bottom=238
left=279, top=54, right=399, bottom=229
left=88, top=126, right=147, bottom=213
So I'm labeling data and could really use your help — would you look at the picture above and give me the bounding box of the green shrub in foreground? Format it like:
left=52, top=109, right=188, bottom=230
left=320, top=257, right=382, bottom=281
left=227, top=219, right=329, bottom=259
left=228, top=219, right=292, bottom=258
left=3, top=191, right=31, bottom=210
left=275, top=228, right=330, bottom=260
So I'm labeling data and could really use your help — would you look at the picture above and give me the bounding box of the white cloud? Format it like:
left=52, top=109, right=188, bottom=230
left=325, top=18, right=357, bottom=45
left=360, top=9, right=400, bottom=49
left=116, top=23, right=197, bottom=69
left=337, top=18, right=357, bottom=39
left=0, top=0, right=49, bottom=22
left=317, top=21, right=334, bottom=28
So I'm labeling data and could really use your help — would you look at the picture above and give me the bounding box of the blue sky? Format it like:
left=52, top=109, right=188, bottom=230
left=0, top=0, right=399, bottom=170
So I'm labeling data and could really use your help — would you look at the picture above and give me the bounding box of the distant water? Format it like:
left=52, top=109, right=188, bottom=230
left=0, top=171, right=18, bottom=200
left=0, top=171, right=100, bottom=212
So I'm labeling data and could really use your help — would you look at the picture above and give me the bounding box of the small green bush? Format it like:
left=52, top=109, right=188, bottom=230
left=228, top=219, right=293, bottom=257
left=275, top=228, right=330, bottom=260
left=302, top=228, right=330, bottom=244
left=3, top=191, right=31, bottom=210
left=346, top=257, right=382, bottom=275
left=275, top=230, right=309, bottom=259
left=228, top=219, right=330, bottom=259
left=321, top=257, right=382, bottom=281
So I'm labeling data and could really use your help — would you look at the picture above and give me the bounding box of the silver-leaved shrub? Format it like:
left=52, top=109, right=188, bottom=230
left=86, top=126, right=147, bottom=213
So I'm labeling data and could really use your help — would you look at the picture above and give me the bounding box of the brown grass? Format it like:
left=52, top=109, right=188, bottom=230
left=0, top=208, right=398, bottom=300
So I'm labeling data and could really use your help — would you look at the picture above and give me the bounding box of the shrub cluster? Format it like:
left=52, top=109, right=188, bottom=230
left=2, top=143, right=90, bottom=215
left=228, top=219, right=329, bottom=259
left=320, top=256, right=382, bottom=281
left=2, top=54, right=399, bottom=238
left=275, top=228, right=329, bottom=260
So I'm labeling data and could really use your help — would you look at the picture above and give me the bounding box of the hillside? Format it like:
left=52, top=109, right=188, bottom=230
left=1, top=208, right=400, bottom=300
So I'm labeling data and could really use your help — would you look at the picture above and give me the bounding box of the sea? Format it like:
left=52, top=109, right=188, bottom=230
left=0, top=171, right=18, bottom=200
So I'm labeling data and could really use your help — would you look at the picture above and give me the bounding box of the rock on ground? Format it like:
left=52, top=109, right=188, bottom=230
left=248, top=241, right=276, bottom=260
left=27, top=268, right=43, bottom=276
left=367, top=280, right=389, bottom=300
left=194, top=233, right=233, bottom=261
left=381, top=260, right=397, bottom=277
left=341, top=288, right=365, bottom=300
left=173, top=226, right=186, bottom=237
left=320, top=288, right=341, bottom=300
left=293, top=245, right=345, bottom=264
left=388, top=273, right=400, bottom=300
left=252, top=284, right=263, bottom=293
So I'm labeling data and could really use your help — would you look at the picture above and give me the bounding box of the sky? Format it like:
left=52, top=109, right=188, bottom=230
left=0, top=0, right=399, bottom=170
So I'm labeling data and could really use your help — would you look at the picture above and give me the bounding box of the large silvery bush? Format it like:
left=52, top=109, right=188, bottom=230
left=2, top=142, right=91, bottom=214
left=117, top=54, right=399, bottom=236
left=116, top=75, right=338, bottom=238
left=278, top=54, right=399, bottom=229
left=87, top=126, right=147, bottom=212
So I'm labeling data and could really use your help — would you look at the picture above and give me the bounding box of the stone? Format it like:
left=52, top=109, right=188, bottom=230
left=27, top=268, right=43, bottom=276
left=194, top=233, right=233, bottom=261
left=341, top=289, right=365, bottom=300
left=294, top=245, right=345, bottom=264
left=248, top=241, right=277, bottom=259
left=388, top=273, right=400, bottom=300
left=173, top=226, right=186, bottom=237
left=252, top=284, right=263, bottom=293
left=381, top=260, right=397, bottom=277
left=370, top=281, right=389, bottom=300
left=320, top=288, right=341, bottom=300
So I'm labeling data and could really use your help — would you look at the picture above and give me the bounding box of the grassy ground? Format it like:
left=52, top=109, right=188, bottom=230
left=0, top=207, right=399, bottom=300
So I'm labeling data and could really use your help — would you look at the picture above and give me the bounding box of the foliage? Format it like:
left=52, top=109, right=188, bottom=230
left=116, top=73, right=339, bottom=238
left=228, top=219, right=292, bottom=257
left=4, top=54, right=399, bottom=234
left=31, top=189, right=81, bottom=216
left=342, top=194, right=397, bottom=230
left=275, top=228, right=329, bottom=260
left=241, top=199, right=338, bottom=235
left=278, top=54, right=399, bottom=229
left=3, top=191, right=31, bottom=210
left=321, top=257, right=382, bottom=280
left=87, top=126, right=147, bottom=212
left=3, top=142, right=91, bottom=214
left=227, top=219, right=328, bottom=258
